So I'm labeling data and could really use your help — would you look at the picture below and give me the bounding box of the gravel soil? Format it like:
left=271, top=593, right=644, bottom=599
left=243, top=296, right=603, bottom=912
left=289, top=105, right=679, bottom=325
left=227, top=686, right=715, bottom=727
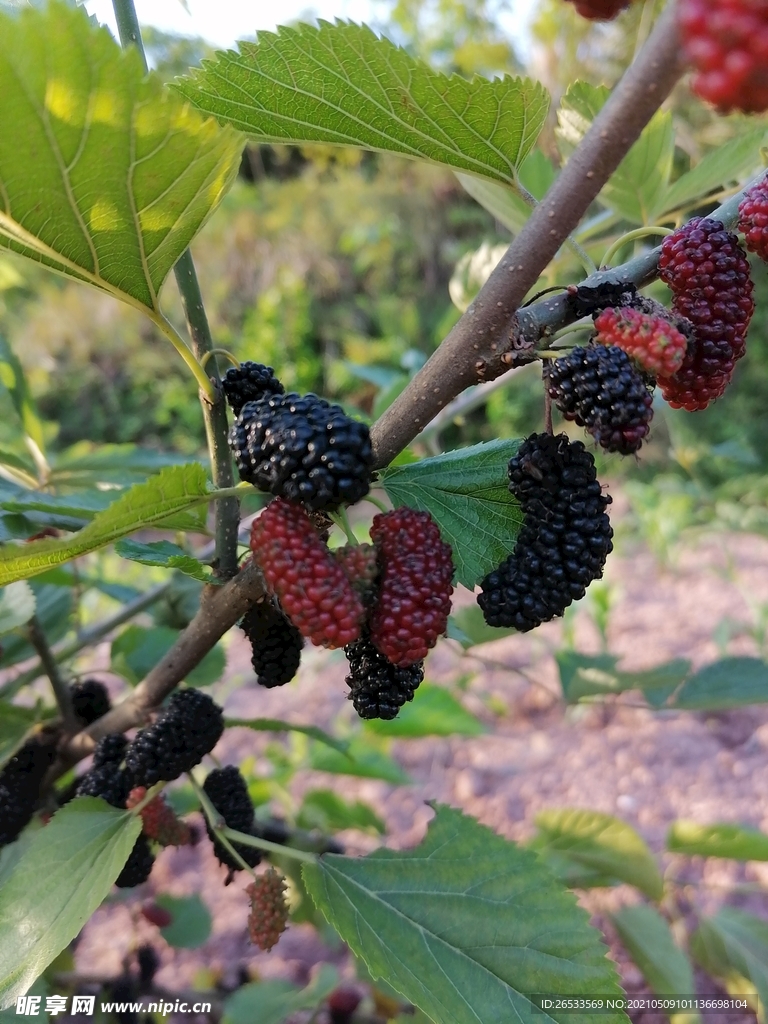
left=69, top=530, right=768, bottom=1024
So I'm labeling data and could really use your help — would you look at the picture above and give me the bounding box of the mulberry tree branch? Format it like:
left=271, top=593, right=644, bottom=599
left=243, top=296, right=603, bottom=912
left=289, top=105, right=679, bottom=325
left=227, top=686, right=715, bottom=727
left=369, top=0, right=686, bottom=469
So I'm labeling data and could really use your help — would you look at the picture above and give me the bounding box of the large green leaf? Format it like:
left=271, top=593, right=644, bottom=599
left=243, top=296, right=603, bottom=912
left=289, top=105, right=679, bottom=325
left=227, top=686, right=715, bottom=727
left=0, top=797, right=141, bottom=1009
left=672, top=657, right=768, bottom=710
left=225, top=717, right=350, bottom=758
left=381, top=439, right=523, bottom=589
left=0, top=581, right=72, bottom=669
left=532, top=808, right=664, bottom=901
left=303, top=804, right=628, bottom=1024
left=557, top=82, right=674, bottom=225
left=174, top=21, right=549, bottom=187
left=154, top=893, right=211, bottom=949
left=0, top=464, right=213, bottom=585
left=222, top=965, right=338, bottom=1024
left=114, top=539, right=216, bottom=583
left=667, top=821, right=768, bottom=861
left=690, top=909, right=768, bottom=1016
left=456, top=149, right=556, bottom=234
left=612, top=906, right=700, bottom=1024
left=0, top=3, right=242, bottom=310
left=657, top=128, right=768, bottom=217
left=0, top=336, right=45, bottom=457
left=555, top=651, right=690, bottom=707
left=364, top=684, right=485, bottom=738
left=111, top=625, right=224, bottom=688
left=309, top=736, right=410, bottom=785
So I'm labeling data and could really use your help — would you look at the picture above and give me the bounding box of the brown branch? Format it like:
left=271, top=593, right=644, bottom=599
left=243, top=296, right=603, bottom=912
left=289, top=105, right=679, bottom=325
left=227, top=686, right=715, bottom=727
left=369, top=0, right=686, bottom=468
left=26, top=615, right=78, bottom=734
left=58, top=562, right=266, bottom=768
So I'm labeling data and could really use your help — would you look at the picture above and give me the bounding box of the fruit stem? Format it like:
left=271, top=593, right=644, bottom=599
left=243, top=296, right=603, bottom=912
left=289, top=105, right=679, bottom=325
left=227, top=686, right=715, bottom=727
left=25, top=615, right=78, bottom=733
left=363, top=494, right=389, bottom=514
left=329, top=509, right=357, bottom=546
left=222, top=826, right=318, bottom=865
left=601, top=226, right=675, bottom=268
left=127, top=780, right=166, bottom=817
left=202, top=348, right=241, bottom=372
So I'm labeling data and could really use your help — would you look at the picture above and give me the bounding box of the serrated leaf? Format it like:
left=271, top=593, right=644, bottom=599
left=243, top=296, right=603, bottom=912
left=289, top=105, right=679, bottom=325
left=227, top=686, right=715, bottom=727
left=612, top=905, right=700, bottom=1024
left=0, top=3, right=242, bottom=311
left=226, top=717, right=350, bottom=758
left=303, top=804, right=628, bottom=1024
left=381, top=440, right=523, bottom=589
left=0, top=797, right=141, bottom=1009
left=114, top=539, right=216, bottom=583
left=690, top=909, right=768, bottom=1017
left=0, top=582, right=72, bottom=669
left=0, top=335, right=45, bottom=456
left=533, top=808, right=664, bottom=901
left=297, top=789, right=385, bottom=835
left=309, top=736, right=410, bottom=784
left=657, top=128, right=768, bottom=218
left=0, top=581, right=35, bottom=634
left=0, top=464, right=213, bottom=585
left=667, top=821, right=768, bottom=861
left=363, top=684, right=484, bottom=738
left=174, top=21, right=549, bottom=188
left=557, top=82, right=674, bottom=224
left=672, top=657, right=768, bottom=710
left=111, top=625, right=224, bottom=687
left=154, top=893, right=211, bottom=949
left=222, top=965, right=339, bottom=1024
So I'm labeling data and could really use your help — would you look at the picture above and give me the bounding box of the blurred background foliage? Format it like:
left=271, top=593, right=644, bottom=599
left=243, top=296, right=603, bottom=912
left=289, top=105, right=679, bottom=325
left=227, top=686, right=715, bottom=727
left=0, top=0, right=767, bottom=548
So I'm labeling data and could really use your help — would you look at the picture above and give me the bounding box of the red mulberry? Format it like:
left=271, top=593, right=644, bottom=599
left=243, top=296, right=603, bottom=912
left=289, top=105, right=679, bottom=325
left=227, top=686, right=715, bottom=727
left=738, top=175, right=768, bottom=262
left=594, top=307, right=687, bottom=378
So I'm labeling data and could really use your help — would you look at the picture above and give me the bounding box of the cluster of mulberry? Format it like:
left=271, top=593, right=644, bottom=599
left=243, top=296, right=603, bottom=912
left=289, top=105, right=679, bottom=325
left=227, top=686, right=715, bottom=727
left=0, top=735, right=57, bottom=847
left=478, top=433, right=613, bottom=631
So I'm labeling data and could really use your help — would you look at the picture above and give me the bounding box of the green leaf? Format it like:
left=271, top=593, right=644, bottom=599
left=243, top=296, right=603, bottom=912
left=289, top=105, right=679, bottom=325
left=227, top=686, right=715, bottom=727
left=657, top=128, right=768, bottom=217
left=297, top=789, right=385, bottom=835
left=0, top=581, right=35, bottom=634
left=0, top=3, right=242, bottom=310
left=448, top=605, right=516, bottom=648
left=226, top=717, right=350, bottom=758
left=0, top=582, right=72, bottom=669
left=154, top=893, right=212, bottom=949
left=0, top=336, right=45, bottom=456
left=303, top=804, right=628, bottom=1024
left=555, top=651, right=619, bottom=703
left=667, top=821, right=768, bottom=861
left=222, top=965, right=339, bottom=1024
left=456, top=174, right=531, bottom=233
left=174, top=21, right=549, bottom=188
left=364, top=684, right=484, bottom=738
left=557, top=82, right=674, bottom=224
left=111, top=625, right=224, bottom=688
left=533, top=808, right=664, bottom=901
left=114, top=539, right=216, bottom=583
left=0, top=464, right=213, bottom=585
left=0, top=797, right=141, bottom=1009
left=612, top=905, right=700, bottom=1024
left=309, top=736, right=411, bottom=785
left=690, top=909, right=768, bottom=1016
left=672, top=657, right=768, bottom=710
left=381, top=440, right=523, bottom=589
left=0, top=701, right=40, bottom=768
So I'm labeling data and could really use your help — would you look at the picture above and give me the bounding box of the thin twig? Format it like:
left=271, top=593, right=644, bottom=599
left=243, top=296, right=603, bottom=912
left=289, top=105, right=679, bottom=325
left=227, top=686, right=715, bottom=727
left=26, top=615, right=77, bottom=732
left=369, top=2, right=686, bottom=468
left=190, top=773, right=259, bottom=877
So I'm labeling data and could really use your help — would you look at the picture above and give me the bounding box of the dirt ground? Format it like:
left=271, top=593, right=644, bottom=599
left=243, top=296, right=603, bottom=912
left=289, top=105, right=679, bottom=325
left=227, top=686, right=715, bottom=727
left=71, top=528, right=768, bottom=1023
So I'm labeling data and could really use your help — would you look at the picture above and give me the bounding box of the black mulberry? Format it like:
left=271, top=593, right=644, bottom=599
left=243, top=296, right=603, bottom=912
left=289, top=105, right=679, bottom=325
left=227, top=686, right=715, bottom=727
left=240, top=601, right=303, bottom=688
left=230, top=393, right=373, bottom=511
left=76, top=763, right=132, bottom=809
left=478, top=433, right=613, bottom=632
left=70, top=679, right=111, bottom=725
left=544, top=344, right=654, bottom=455
left=0, top=736, right=57, bottom=847
left=115, top=834, right=155, bottom=889
left=202, top=765, right=261, bottom=870
left=124, top=689, right=224, bottom=787
left=221, top=361, right=284, bottom=417
left=344, top=632, right=424, bottom=720
left=92, top=733, right=129, bottom=769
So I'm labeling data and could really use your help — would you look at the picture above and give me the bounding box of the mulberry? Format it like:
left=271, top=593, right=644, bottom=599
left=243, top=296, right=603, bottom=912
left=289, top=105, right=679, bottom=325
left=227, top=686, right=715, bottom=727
left=240, top=601, right=303, bottom=688
left=246, top=867, right=289, bottom=951
left=250, top=498, right=364, bottom=649
left=345, top=632, right=424, bottom=720
left=334, top=543, right=380, bottom=606
left=92, top=734, right=129, bottom=769
left=544, top=345, right=654, bottom=455
left=368, top=507, right=454, bottom=666
left=738, top=175, right=768, bottom=262
left=678, top=0, right=768, bottom=112
left=564, top=0, right=631, bottom=18
left=124, top=689, right=224, bottom=787
left=115, top=834, right=155, bottom=889
left=0, top=736, right=57, bottom=846
left=657, top=217, right=754, bottom=410
left=229, top=392, right=373, bottom=511
left=76, top=763, right=132, bottom=809
left=221, top=361, right=284, bottom=417
left=126, top=787, right=191, bottom=846
left=70, top=679, right=111, bottom=725
left=202, top=765, right=262, bottom=870
left=478, top=433, right=613, bottom=631
left=594, top=306, right=687, bottom=378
